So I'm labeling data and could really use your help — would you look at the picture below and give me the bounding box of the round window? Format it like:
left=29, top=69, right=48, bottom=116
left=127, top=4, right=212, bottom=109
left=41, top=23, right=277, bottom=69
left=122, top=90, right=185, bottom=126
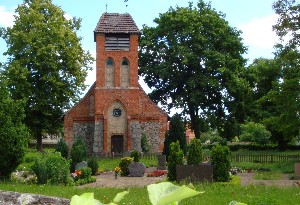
left=113, top=108, right=122, bottom=117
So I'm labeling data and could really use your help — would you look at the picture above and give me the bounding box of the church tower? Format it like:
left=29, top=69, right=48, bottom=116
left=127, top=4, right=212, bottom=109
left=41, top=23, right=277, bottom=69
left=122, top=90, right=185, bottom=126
left=64, top=13, right=168, bottom=156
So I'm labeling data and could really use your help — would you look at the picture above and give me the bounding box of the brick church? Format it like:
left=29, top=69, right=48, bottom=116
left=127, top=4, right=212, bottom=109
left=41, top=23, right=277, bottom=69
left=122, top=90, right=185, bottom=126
left=64, top=13, right=168, bottom=156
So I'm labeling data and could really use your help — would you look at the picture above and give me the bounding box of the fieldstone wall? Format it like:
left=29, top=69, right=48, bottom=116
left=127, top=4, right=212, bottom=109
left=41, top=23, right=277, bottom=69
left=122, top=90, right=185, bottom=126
left=130, top=121, right=142, bottom=152
left=73, top=122, right=95, bottom=156
left=141, top=122, right=160, bottom=152
left=0, top=191, right=69, bottom=205
left=93, top=121, right=104, bottom=156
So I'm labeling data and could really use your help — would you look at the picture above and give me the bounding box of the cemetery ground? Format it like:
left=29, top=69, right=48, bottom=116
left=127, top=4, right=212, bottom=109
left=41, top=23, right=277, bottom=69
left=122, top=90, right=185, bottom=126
left=1, top=149, right=300, bottom=204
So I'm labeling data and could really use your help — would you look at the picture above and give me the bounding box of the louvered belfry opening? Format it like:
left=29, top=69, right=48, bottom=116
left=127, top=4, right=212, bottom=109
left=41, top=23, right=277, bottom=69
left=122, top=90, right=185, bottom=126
left=105, top=34, right=130, bottom=51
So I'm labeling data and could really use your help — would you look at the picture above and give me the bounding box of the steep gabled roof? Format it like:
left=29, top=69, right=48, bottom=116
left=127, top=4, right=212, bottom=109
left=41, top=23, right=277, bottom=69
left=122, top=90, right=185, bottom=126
left=94, top=13, right=140, bottom=40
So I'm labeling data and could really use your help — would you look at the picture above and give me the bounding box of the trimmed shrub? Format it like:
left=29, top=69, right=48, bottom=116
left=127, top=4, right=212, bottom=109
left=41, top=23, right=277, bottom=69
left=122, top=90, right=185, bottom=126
left=167, top=141, right=184, bottom=181
left=70, top=136, right=87, bottom=171
left=187, top=138, right=202, bottom=165
left=55, top=138, right=69, bottom=159
left=87, top=157, right=99, bottom=175
left=141, top=133, right=150, bottom=153
left=119, top=157, right=133, bottom=176
left=31, top=151, right=70, bottom=185
left=130, top=150, right=140, bottom=162
left=0, top=81, right=28, bottom=178
left=211, top=145, right=231, bottom=182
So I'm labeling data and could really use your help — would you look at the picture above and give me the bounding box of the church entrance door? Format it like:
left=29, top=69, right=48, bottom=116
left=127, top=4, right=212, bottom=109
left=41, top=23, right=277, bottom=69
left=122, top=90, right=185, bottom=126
left=111, top=135, right=123, bottom=154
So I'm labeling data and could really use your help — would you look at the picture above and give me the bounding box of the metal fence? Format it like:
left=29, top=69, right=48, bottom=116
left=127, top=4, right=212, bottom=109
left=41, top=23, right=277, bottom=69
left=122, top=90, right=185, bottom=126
left=231, top=153, right=300, bottom=163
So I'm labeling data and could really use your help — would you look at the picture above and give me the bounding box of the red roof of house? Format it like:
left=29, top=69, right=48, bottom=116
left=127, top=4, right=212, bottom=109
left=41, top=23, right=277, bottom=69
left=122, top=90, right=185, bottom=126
left=94, top=13, right=140, bottom=34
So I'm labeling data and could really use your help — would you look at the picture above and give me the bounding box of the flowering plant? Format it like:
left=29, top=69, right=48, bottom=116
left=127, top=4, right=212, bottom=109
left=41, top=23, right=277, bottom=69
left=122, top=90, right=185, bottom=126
left=114, top=166, right=121, bottom=175
left=71, top=170, right=82, bottom=180
left=147, top=170, right=167, bottom=177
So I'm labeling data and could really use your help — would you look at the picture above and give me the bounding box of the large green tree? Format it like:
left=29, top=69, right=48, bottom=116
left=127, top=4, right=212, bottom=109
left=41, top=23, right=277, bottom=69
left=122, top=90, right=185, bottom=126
left=139, top=0, right=247, bottom=139
left=0, top=0, right=94, bottom=151
left=271, top=0, right=300, bottom=149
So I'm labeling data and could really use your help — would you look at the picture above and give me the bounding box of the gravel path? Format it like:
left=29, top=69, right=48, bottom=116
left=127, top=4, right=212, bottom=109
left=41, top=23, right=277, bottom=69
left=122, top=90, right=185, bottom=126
left=81, top=168, right=297, bottom=188
left=238, top=172, right=296, bottom=187
left=80, top=167, right=166, bottom=189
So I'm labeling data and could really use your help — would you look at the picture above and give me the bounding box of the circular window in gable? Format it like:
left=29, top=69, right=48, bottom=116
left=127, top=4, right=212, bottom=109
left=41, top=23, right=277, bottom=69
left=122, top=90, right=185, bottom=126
left=113, top=108, right=122, bottom=117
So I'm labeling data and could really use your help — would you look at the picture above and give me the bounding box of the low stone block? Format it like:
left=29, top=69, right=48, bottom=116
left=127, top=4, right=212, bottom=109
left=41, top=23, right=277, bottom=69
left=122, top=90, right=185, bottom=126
left=128, top=162, right=146, bottom=177
left=0, top=191, right=69, bottom=205
left=176, top=163, right=213, bottom=183
left=157, top=155, right=167, bottom=170
left=75, top=161, right=87, bottom=170
left=294, top=163, right=300, bottom=180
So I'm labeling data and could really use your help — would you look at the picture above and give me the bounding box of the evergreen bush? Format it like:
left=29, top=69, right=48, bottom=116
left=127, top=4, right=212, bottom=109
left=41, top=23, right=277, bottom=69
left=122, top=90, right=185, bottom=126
left=163, top=114, right=187, bottom=160
left=187, top=138, right=203, bottom=165
left=130, top=150, right=140, bottom=162
left=141, top=133, right=150, bottom=153
left=211, top=144, right=231, bottom=182
left=31, top=151, right=70, bottom=185
left=0, top=81, right=28, bottom=179
left=70, top=136, right=87, bottom=171
left=167, top=141, right=184, bottom=181
left=119, top=157, right=133, bottom=176
left=55, top=138, right=69, bottom=159
left=87, top=157, right=99, bottom=175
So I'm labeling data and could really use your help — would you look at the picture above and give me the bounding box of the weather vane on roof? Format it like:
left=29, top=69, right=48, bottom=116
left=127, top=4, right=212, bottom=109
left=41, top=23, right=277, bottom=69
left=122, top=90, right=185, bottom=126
left=124, top=0, right=128, bottom=12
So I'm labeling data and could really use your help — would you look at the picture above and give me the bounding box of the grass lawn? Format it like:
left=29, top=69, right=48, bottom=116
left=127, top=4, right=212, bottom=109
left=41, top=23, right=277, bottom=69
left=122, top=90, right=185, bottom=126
left=0, top=182, right=300, bottom=205
left=5, top=148, right=300, bottom=204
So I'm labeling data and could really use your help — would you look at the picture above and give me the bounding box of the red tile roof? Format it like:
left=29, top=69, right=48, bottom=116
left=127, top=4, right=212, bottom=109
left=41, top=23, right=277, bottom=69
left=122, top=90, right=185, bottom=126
left=94, top=13, right=140, bottom=34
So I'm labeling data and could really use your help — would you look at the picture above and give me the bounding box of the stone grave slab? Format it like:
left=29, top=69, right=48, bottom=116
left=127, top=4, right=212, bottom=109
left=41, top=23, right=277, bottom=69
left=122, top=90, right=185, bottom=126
left=75, top=161, right=87, bottom=170
left=176, top=163, right=213, bottom=183
left=157, top=155, right=167, bottom=170
left=128, top=162, right=146, bottom=177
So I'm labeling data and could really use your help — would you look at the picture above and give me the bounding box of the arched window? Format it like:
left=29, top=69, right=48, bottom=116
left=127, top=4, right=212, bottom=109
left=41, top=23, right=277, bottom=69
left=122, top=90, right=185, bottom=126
left=105, top=58, right=115, bottom=87
left=121, top=58, right=129, bottom=87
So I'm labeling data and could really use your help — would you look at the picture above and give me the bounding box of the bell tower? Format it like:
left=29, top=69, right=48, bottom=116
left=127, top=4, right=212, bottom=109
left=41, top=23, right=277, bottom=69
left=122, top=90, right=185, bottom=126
left=93, top=13, right=141, bottom=154
left=94, top=13, right=140, bottom=89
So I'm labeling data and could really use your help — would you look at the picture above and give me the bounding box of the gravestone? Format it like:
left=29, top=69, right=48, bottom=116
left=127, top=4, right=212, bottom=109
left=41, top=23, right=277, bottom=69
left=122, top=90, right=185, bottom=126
left=294, top=163, right=300, bottom=180
left=157, top=155, right=167, bottom=170
left=128, top=162, right=146, bottom=177
left=75, top=161, right=87, bottom=170
left=176, top=163, right=213, bottom=183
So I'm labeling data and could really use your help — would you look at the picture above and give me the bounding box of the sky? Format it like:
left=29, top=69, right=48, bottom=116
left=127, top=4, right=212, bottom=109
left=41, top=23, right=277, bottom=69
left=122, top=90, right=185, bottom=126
left=0, top=0, right=280, bottom=93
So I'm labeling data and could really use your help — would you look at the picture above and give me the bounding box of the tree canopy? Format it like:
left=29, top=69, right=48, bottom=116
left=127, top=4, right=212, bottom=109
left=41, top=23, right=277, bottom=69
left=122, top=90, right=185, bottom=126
left=139, top=0, right=247, bottom=139
left=271, top=0, right=300, bottom=149
left=0, top=0, right=94, bottom=151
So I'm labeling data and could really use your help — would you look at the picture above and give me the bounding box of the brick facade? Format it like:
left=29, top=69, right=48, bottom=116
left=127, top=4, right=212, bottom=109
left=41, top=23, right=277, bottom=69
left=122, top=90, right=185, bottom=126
left=64, top=13, right=168, bottom=156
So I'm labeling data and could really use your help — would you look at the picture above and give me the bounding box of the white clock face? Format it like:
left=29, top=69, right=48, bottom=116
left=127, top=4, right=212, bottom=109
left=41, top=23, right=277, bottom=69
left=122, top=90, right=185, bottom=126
left=113, top=108, right=122, bottom=117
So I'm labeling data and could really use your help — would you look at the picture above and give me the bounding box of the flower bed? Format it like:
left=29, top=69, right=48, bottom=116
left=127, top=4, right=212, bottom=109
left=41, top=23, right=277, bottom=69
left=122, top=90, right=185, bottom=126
left=147, top=170, right=167, bottom=177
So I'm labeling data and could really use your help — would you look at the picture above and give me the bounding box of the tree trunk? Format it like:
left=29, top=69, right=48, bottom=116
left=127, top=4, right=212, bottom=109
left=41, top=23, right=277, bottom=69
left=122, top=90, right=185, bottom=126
left=277, top=135, right=287, bottom=151
left=188, top=103, right=201, bottom=139
left=36, top=131, right=43, bottom=152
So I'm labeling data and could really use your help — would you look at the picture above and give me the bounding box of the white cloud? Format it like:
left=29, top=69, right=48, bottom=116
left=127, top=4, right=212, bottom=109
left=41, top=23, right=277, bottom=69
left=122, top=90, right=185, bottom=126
left=238, top=14, right=279, bottom=50
left=84, top=50, right=96, bottom=88
left=0, top=6, right=15, bottom=28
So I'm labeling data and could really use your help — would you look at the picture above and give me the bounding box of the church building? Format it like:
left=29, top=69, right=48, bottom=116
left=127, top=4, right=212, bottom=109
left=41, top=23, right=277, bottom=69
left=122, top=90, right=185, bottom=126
left=64, top=13, right=168, bottom=156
